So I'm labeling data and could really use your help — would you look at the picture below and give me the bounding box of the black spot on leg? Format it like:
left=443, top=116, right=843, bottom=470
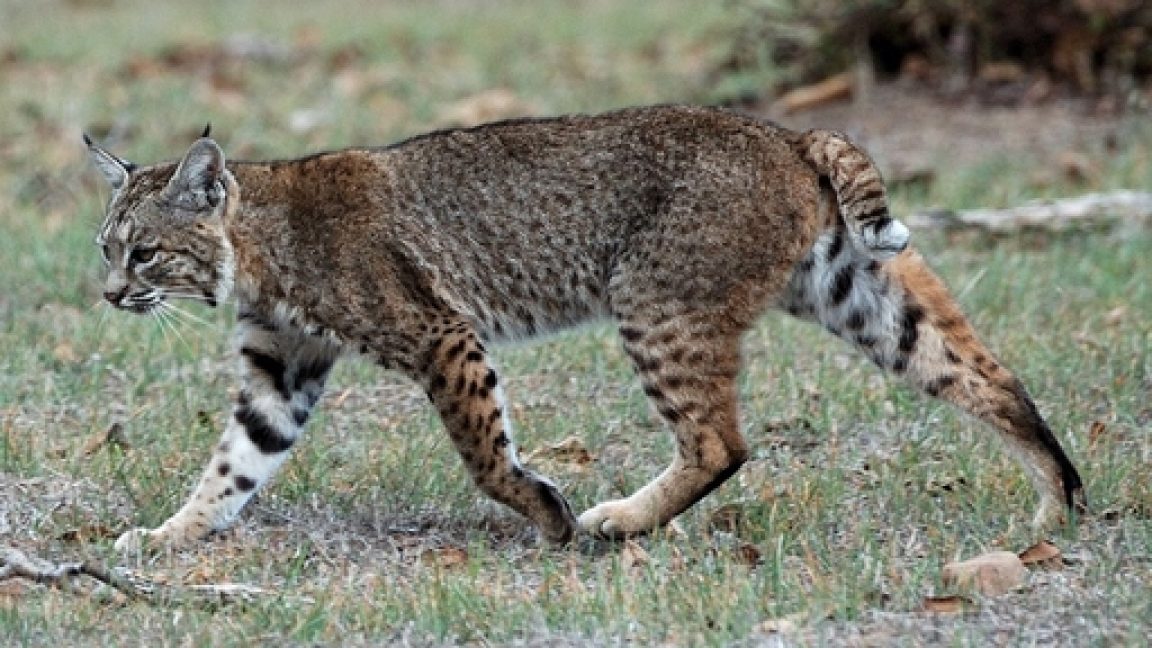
left=898, top=303, right=924, bottom=354
left=830, top=265, right=855, bottom=306
left=795, top=253, right=815, bottom=275
left=493, top=433, right=509, bottom=453
left=643, top=384, right=665, bottom=401
left=944, top=346, right=961, bottom=364
left=892, top=356, right=908, bottom=373
left=484, top=369, right=498, bottom=389
left=658, top=406, right=682, bottom=423
left=444, top=339, right=467, bottom=362
left=292, top=407, right=310, bottom=426
left=223, top=487, right=233, bottom=497
left=845, top=309, right=867, bottom=331
left=465, top=350, right=484, bottom=363
left=924, top=374, right=956, bottom=397
left=217, top=462, right=230, bottom=476
left=619, top=326, right=643, bottom=343
left=235, top=475, right=256, bottom=492
left=236, top=403, right=294, bottom=454
left=825, top=231, right=844, bottom=263
left=636, top=355, right=662, bottom=373
left=429, top=374, right=447, bottom=394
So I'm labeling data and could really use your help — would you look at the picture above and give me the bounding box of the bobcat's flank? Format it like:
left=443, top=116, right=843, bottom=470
left=85, top=105, right=1084, bottom=550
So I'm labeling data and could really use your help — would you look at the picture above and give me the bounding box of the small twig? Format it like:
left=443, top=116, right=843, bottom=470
left=1, top=545, right=278, bottom=606
left=909, top=191, right=1152, bottom=233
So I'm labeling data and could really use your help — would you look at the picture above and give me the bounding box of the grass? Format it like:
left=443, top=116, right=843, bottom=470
left=1, top=0, right=1150, bottom=645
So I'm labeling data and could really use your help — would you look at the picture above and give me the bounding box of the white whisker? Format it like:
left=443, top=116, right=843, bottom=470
left=162, top=300, right=222, bottom=332
left=148, top=307, right=174, bottom=352
left=156, top=304, right=195, bottom=354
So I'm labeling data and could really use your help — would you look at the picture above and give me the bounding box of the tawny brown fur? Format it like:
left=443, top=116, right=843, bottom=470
left=84, top=105, right=1082, bottom=550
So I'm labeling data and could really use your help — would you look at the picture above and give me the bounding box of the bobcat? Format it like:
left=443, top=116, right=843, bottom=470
left=85, top=105, right=1084, bottom=551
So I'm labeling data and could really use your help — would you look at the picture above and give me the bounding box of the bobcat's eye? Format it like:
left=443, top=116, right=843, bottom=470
left=130, top=247, right=158, bottom=265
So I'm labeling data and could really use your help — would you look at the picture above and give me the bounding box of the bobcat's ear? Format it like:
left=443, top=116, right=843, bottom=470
left=84, top=133, right=133, bottom=191
left=166, top=138, right=226, bottom=210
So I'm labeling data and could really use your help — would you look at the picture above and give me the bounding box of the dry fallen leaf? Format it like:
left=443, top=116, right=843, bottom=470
left=80, top=422, right=128, bottom=456
left=1088, top=420, right=1108, bottom=447
left=52, top=342, right=79, bottom=364
left=707, top=503, right=743, bottom=534
left=758, top=612, right=805, bottom=634
left=58, top=525, right=117, bottom=544
left=1019, top=540, right=1063, bottom=570
left=621, top=539, right=649, bottom=571
left=419, top=546, right=469, bottom=570
left=733, top=543, right=762, bottom=566
left=1103, top=305, right=1127, bottom=327
left=521, top=436, right=594, bottom=472
left=921, top=595, right=974, bottom=614
left=942, top=551, right=1027, bottom=596
left=0, top=580, right=31, bottom=609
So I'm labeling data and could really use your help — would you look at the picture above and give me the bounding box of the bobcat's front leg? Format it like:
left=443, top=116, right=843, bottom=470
left=115, top=315, right=338, bottom=552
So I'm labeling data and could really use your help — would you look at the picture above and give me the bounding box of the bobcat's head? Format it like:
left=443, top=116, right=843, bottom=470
left=86, top=130, right=235, bottom=313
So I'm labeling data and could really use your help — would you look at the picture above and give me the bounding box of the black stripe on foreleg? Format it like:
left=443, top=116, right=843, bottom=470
left=235, top=392, right=295, bottom=454
left=240, top=346, right=290, bottom=400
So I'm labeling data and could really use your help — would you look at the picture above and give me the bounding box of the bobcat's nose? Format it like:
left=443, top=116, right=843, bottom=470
left=104, top=285, right=129, bottom=305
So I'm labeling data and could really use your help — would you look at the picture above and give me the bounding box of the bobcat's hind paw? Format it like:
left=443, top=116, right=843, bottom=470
left=577, top=499, right=660, bottom=540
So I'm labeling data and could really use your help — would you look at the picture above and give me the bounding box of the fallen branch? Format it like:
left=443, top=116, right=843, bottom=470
left=1, top=545, right=276, bottom=606
left=908, top=191, right=1152, bottom=233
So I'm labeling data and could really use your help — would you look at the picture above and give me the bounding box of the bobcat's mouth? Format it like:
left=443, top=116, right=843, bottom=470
left=118, top=290, right=164, bottom=314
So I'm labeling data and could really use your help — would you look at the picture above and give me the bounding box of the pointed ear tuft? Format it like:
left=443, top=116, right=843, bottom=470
left=201, top=122, right=212, bottom=138
left=85, top=134, right=130, bottom=190
left=165, top=138, right=226, bottom=210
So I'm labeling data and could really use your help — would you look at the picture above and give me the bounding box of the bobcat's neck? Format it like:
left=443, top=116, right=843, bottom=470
left=221, top=152, right=386, bottom=330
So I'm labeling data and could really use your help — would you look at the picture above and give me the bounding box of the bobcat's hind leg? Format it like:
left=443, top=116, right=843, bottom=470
left=782, top=234, right=1085, bottom=528
left=578, top=317, right=749, bottom=539
left=419, top=315, right=578, bottom=544
left=116, top=313, right=339, bottom=553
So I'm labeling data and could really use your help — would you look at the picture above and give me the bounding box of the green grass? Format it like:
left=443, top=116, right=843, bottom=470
left=1, top=0, right=1150, bottom=645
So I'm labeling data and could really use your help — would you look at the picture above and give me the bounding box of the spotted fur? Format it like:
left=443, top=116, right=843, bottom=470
left=85, top=105, right=1082, bottom=552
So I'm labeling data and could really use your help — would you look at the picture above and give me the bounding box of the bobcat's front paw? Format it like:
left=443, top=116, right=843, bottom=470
left=113, top=527, right=165, bottom=553
left=114, top=519, right=209, bottom=553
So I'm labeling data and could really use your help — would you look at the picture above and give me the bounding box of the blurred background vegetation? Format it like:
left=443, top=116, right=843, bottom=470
left=717, top=0, right=1152, bottom=108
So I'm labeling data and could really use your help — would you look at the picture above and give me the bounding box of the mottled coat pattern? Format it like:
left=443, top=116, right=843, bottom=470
left=84, top=105, right=1084, bottom=550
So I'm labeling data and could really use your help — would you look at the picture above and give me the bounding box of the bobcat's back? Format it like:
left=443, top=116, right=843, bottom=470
left=231, top=106, right=835, bottom=343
